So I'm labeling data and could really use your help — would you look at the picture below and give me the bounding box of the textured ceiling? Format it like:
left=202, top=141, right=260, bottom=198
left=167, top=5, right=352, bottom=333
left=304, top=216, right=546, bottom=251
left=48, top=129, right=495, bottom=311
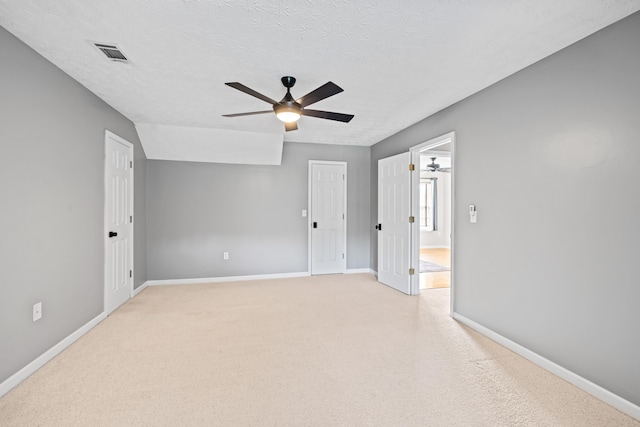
left=2, top=1, right=639, bottom=153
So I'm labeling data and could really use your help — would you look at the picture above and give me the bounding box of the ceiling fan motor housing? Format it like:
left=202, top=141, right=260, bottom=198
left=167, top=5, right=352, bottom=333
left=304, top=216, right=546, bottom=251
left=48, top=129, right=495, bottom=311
left=274, top=90, right=303, bottom=117
left=273, top=77, right=302, bottom=120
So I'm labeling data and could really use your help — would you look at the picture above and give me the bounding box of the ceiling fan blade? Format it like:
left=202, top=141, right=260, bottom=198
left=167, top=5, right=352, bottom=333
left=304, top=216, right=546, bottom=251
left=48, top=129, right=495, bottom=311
left=285, top=121, right=298, bottom=132
left=222, top=110, right=273, bottom=117
left=296, top=82, right=344, bottom=107
left=302, top=109, right=354, bottom=123
left=225, top=82, right=278, bottom=105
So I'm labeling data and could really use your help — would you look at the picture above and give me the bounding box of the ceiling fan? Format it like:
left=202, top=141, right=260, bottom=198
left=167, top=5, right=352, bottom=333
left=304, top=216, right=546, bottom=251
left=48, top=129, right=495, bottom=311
left=425, top=157, right=451, bottom=173
left=222, top=76, right=354, bottom=132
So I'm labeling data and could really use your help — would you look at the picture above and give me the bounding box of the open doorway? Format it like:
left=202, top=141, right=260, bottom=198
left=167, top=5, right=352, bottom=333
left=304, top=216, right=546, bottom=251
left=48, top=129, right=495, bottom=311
left=409, top=132, right=455, bottom=313
left=418, top=152, right=451, bottom=290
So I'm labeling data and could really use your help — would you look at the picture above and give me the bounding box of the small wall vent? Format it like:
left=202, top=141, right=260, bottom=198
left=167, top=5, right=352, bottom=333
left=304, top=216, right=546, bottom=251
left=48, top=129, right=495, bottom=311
left=93, top=42, right=129, bottom=63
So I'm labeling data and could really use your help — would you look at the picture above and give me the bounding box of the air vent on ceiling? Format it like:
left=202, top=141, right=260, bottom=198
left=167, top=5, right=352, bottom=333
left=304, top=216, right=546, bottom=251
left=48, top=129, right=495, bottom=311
left=93, top=43, right=129, bottom=63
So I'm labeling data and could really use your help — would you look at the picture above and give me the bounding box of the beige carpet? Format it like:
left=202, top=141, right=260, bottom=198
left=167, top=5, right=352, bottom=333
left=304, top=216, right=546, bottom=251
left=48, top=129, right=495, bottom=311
left=0, top=274, right=637, bottom=426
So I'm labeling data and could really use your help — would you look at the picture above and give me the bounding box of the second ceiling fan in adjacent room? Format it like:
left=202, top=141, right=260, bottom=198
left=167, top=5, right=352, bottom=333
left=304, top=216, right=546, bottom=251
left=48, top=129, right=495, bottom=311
left=425, top=157, right=451, bottom=173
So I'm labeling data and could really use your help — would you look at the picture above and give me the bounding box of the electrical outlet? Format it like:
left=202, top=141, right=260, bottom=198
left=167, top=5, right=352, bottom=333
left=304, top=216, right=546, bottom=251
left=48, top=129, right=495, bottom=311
left=33, top=302, right=42, bottom=322
left=223, top=252, right=229, bottom=260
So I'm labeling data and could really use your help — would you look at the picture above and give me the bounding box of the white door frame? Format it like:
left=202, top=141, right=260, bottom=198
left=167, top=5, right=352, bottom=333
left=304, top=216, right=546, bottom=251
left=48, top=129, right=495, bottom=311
left=410, top=131, right=456, bottom=314
left=308, top=160, right=347, bottom=274
left=104, top=130, right=134, bottom=313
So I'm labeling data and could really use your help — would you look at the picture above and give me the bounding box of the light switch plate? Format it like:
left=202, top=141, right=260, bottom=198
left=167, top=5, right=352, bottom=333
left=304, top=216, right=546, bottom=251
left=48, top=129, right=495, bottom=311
left=469, top=204, right=477, bottom=223
left=33, top=302, right=42, bottom=321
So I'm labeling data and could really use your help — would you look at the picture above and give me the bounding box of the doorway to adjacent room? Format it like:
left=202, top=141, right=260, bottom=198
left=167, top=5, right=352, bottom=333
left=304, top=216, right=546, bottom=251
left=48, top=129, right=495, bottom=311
left=410, top=132, right=455, bottom=312
left=417, top=151, right=451, bottom=290
left=375, top=131, right=455, bottom=311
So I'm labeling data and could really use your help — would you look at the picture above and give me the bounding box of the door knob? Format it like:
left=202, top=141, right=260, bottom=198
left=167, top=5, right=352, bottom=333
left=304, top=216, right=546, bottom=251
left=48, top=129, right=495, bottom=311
left=375, top=224, right=382, bottom=231
left=108, top=231, right=118, bottom=238
left=313, top=222, right=318, bottom=229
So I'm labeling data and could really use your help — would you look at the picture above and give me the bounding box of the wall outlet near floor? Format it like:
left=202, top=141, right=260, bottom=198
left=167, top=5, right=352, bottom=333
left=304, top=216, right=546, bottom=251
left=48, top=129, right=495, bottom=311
left=33, top=302, right=42, bottom=321
left=223, top=252, right=229, bottom=260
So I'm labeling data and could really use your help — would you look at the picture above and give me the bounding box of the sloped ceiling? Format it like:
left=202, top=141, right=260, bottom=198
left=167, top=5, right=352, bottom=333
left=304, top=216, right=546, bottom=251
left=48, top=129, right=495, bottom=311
left=136, top=124, right=284, bottom=165
left=1, top=1, right=639, bottom=163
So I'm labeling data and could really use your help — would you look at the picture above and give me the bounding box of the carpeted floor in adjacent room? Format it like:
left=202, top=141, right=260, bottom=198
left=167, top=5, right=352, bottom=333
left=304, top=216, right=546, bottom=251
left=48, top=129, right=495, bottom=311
left=0, top=273, right=637, bottom=426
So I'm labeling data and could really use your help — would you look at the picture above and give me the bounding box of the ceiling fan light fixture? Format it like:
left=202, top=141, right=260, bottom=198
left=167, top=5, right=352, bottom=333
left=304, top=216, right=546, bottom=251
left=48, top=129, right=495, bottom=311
left=274, top=105, right=301, bottom=123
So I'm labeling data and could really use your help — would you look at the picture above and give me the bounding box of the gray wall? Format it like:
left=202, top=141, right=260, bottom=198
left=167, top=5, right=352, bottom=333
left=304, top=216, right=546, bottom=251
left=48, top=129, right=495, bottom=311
left=0, top=27, right=147, bottom=384
left=147, top=142, right=370, bottom=280
left=371, top=12, right=640, bottom=406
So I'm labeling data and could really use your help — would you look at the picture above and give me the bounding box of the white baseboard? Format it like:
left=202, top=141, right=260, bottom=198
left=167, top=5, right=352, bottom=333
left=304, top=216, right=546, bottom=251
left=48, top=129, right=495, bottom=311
left=453, top=313, right=640, bottom=421
left=144, top=270, right=380, bottom=287
left=0, top=312, right=107, bottom=399
left=145, top=271, right=311, bottom=286
left=133, top=281, right=149, bottom=297
left=345, top=268, right=376, bottom=275
left=420, top=245, right=450, bottom=249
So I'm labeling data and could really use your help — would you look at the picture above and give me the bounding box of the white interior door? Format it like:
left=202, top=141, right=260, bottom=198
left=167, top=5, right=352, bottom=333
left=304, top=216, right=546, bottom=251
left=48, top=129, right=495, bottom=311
left=104, top=131, right=133, bottom=314
left=377, top=152, right=413, bottom=294
left=310, top=161, right=346, bottom=275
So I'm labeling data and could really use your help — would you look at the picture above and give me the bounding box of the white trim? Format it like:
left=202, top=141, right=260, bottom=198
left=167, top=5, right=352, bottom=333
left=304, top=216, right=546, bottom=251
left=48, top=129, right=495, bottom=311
left=146, top=271, right=311, bottom=286
left=417, top=150, right=451, bottom=158
left=308, top=160, right=348, bottom=275
left=133, top=281, right=149, bottom=297
left=410, top=131, right=456, bottom=314
left=104, top=130, right=135, bottom=314
left=453, top=313, right=640, bottom=421
left=0, top=312, right=107, bottom=398
left=420, top=245, right=450, bottom=249
left=345, top=268, right=375, bottom=275
left=410, top=132, right=455, bottom=152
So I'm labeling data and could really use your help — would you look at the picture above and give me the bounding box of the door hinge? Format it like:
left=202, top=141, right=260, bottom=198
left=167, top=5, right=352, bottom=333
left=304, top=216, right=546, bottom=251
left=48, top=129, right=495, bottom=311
left=409, top=268, right=415, bottom=275
left=130, top=160, right=133, bottom=168
left=342, top=253, right=345, bottom=259
left=343, top=174, right=345, bottom=180
left=409, top=216, right=415, bottom=223
left=130, top=215, right=133, bottom=223
left=129, top=270, right=132, bottom=278
left=409, top=163, right=415, bottom=171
